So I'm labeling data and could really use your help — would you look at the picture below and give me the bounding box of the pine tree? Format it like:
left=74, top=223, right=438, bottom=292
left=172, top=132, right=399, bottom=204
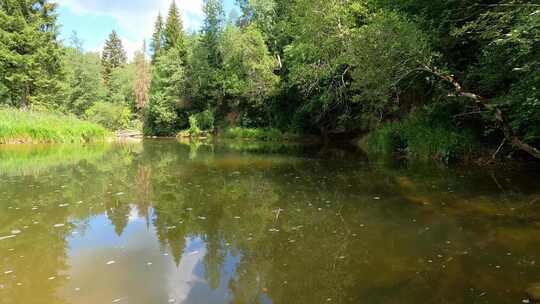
left=0, top=0, right=63, bottom=108
left=101, top=30, right=127, bottom=94
left=202, top=0, right=225, bottom=68
left=163, top=1, right=185, bottom=54
left=133, top=41, right=151, bottom=110
left=150, top=13, right=164, bottom=63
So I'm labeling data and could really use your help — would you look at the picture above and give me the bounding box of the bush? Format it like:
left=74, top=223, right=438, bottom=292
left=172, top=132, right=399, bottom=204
left=222, top=127, right=294, bottom=141
left=362, top=110, right=476, bottom=163
left=144, top=92, right=179, bottom=136
left=195, top=110, right=215, bottom=131
left=85, top=102, right=131, bottom=130
left=188, top=114, right=202, bottom=136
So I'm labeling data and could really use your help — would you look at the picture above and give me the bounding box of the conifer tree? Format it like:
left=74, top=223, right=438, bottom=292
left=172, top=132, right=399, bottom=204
left=101, top=30, right=127, bottom=94
left=202, top=0, right=225, bottom=68
left=150, top=13, right=164, bottom=63
left=163, top=1, right=185, bottom=54
left=0, top=0, right=63, bottom=108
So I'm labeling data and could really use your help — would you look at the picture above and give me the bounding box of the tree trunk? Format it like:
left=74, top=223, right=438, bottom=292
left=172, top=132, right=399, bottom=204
left=21, top=86, right=29, bottom=110
left=422, top=65, right=540, bottom=159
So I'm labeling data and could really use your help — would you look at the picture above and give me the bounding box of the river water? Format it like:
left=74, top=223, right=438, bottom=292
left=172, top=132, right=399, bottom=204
left=1, top=140, right=540, bottom=304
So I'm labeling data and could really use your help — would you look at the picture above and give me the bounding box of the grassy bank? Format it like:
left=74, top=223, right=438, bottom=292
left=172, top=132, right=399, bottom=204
left=360, top=112, right=476, bottom=164
left=0, top=108, right=108, bottom=144
left=221, top=127, right=298, bottom=142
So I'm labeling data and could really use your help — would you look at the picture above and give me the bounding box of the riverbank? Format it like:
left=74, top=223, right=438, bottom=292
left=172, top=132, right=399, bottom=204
left=177, top=127, right=318, bottom=143
left=0, top=108, right=108, bottom=144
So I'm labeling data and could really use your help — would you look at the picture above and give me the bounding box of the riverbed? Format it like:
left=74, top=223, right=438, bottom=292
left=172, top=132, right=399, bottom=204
left=1, top=140, right=540, bottom=304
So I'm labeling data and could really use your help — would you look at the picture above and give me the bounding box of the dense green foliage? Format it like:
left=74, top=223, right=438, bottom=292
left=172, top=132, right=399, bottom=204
left=0, top=108, right=107, bottom=143
left=0, top=0, right=63, bottom=108
left=362, top=106, right=476, bottom=163
left=0, top=0, right=539, bottom=160
left=222, top=127, right=294, bottom=141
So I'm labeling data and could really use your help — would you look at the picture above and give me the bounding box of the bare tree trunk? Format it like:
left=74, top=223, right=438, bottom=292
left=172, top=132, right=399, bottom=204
left=422, top=65, right=540, bottom=159
left=21, top=86, right=29, bottom=110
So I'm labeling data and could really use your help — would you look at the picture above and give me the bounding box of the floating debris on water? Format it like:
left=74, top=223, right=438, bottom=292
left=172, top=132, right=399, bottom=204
left=0, top=235, right=16, bottom=241
left=4, top=270, right=14, bottom=275
left=53, top=224, right=65, bottom=228
left=48, top=276, right=56, bottom=280
left=115, top=192, right=125, bottom=196
left=58, top=203, right=69, bottom=207
left=198, top=216, right=207, bottom=220
left=106, top=260, right=116, bottom=265
left=11, top=230, right=21, bottom=235
left=374, top=197, right=381, bottom=200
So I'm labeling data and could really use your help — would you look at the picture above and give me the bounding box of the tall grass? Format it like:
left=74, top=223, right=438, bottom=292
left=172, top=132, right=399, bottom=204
left=222, top=127, right=297, bottom=142
left=361, top=112, right=476, bottom=164
left=0, top=108, right=108, bottom=144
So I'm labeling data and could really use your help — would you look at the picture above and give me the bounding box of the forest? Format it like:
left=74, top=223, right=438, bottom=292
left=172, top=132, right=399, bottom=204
left=0, top=0, right=539, bottom=163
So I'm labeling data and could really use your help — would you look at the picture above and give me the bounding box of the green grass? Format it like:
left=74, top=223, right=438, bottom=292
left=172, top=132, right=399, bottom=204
left=0, top=108, right=108, bottom=144
left=222, top=127, right=297, bottom=142
left=361, top=112, right=476, bottom=164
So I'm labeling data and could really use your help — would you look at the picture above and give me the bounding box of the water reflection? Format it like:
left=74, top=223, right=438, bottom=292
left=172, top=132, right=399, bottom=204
left=1, top=140, right=540, bottom=304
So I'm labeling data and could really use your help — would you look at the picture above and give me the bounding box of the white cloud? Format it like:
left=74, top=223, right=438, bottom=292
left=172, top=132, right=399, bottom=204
left=57, top=0, right=204, bottom=39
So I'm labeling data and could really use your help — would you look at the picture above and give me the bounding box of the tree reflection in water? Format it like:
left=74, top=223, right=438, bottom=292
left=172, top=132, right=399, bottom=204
left=1, top=140, right=540, bottom=304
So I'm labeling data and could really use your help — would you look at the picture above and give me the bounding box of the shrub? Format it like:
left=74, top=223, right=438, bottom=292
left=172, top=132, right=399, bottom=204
left=188, top=114, right=202, bottom=136
left=195, top=110, right=215, bottom=131
left=144, top=92, right=179, bottom=136
left=362, top=110, right=475, bottom=163
left=222, top=127, right=294, bottom=141
left=85, top=102, right=131, bottom=130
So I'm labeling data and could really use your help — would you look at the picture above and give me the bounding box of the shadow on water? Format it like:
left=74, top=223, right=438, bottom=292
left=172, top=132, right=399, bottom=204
left=1, top=139, right=540, bottom=304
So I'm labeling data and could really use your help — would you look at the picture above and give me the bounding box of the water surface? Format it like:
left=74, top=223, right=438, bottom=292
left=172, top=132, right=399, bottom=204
left=1, top=140, right=540, bottom=304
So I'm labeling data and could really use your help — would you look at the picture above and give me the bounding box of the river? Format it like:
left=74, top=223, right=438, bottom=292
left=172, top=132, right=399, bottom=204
left=1, top=140, right=540, bottom=304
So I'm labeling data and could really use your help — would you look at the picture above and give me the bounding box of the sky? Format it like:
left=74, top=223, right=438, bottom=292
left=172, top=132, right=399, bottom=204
left=55, top=0, right=238, bottom=60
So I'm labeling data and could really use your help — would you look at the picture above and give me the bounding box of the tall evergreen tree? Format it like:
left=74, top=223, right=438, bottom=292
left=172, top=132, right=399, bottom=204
left=202, top=0, right=225, bottom=68
left=0, top=0, right=64, bottom=108
left=101, top=30, right=127, bottom=94
left=163, top=1, right=185, bottom=54
left=150, top=13, right=164, bottom=63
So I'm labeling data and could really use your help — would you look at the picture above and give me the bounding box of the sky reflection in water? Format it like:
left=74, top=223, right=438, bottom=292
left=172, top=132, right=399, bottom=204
left=1, top=140, right=540, bottom=304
